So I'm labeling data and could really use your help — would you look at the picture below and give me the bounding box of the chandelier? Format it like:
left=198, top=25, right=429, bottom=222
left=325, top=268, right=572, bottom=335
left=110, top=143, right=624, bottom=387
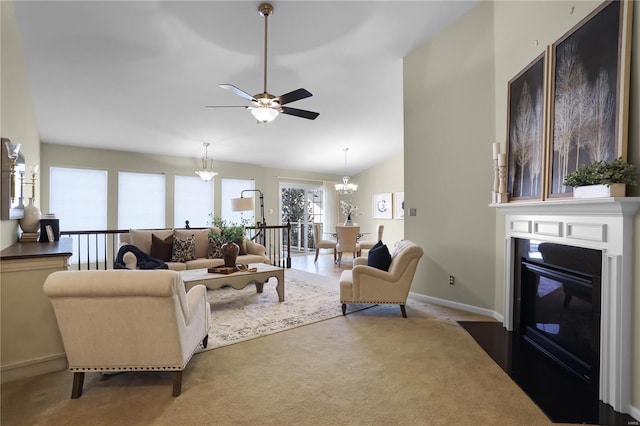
left=335, top=147, right=358, bottom=194
left=195, top=142, right=218, bottom=181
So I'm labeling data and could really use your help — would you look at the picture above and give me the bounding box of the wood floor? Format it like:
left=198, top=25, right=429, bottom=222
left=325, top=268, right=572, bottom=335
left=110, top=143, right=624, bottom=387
left=289, top=251, right=357, bottom=279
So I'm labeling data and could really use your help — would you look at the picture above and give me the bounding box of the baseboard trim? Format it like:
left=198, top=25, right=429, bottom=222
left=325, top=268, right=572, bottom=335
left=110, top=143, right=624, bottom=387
left=628, top=404, right=640, bottom=422
left=408, top=292, right=503, bottom=322
left=1, top=353, right=67, bottom=384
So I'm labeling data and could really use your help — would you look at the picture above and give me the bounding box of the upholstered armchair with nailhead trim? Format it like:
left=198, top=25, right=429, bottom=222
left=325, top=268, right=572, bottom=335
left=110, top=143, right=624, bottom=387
left=43, top=269, right=210, bottom=398
left=339, top=240, right=423, bottom=317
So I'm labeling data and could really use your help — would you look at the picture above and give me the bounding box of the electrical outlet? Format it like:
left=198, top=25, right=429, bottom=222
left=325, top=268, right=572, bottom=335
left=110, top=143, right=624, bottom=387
left=449, top=275, right=455, bottom=285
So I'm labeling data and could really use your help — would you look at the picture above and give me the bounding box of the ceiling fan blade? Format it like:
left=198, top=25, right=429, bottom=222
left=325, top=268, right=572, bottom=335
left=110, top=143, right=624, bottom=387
left=205, top=105, right=248, bottom=109
left=281, top=106, right=319, bottom=120
left=278, top=88, right=313, bottom=105
left=219, top=84, right=255, bottom=102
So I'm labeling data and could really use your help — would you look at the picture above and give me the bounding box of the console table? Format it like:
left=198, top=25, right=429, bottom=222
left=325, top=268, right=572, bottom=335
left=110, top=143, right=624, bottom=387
left=0, top=238, right=73, bottom=383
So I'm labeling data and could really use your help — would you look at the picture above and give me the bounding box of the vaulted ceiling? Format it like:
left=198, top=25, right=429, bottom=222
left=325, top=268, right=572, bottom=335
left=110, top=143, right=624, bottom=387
left=14, top=1, right=476, bottom=175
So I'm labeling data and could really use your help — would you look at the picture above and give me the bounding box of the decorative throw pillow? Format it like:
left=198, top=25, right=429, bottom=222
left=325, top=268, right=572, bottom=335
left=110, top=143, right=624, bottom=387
left=370, top=240, right=383, bottom=252
left=175, top=228, right=209, bottom=259
left=208, top=234, right=223, bottom=259
left=171, top=235, right=197, bottom=262
left=129, top=228, right=173, bottom=255
left=368, top=241, right=392, bottom=271
left=150, top=233, right=173, bottom=262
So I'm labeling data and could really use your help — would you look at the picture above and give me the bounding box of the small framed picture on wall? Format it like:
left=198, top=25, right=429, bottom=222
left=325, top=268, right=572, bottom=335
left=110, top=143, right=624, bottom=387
left=395, top=192, right=404, bottom=219
left=372, top=193, right=393, bottom=219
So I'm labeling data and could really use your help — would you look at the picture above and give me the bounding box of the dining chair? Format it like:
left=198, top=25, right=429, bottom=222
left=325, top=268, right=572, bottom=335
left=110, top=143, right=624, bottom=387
left=335, top=225, right=361, bottom=267
left=358, top=224, right=384, bottom=255
left=313, top=223, right=336, bottom=263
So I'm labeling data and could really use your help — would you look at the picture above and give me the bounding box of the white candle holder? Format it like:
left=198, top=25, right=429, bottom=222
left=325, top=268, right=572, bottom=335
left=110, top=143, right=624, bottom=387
left=498, top=163, right=508, bottom=203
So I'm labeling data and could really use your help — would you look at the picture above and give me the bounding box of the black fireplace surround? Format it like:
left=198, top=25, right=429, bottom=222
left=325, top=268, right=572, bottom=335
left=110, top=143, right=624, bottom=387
left=513, top=239, right=602, bottom=386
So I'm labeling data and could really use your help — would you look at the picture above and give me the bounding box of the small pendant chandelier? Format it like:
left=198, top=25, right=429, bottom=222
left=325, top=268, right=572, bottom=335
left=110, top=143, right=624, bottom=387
left=195, top=142, right=218, bottom=181
left=335, top=147, right=357, bottom=194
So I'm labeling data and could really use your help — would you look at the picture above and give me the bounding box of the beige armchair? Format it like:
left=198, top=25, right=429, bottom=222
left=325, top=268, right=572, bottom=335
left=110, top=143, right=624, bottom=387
left=339, top=240, right=423, bottom=317
left=43, top=269, right=211, bottom=398
left=313, top=223, right=336, bottom=263
left=335, top=225, right=361, bottom=267
left=358, top=224, right=384, bottom=255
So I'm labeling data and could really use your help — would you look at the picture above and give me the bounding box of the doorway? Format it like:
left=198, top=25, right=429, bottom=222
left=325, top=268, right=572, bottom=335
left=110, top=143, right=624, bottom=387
left=279, top=183, right=325, bottom=253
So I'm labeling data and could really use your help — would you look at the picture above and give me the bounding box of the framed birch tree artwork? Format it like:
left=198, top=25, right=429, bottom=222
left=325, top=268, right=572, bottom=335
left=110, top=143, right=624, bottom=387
left=506, top=52, right=546, bottom=201
left=547, top=0, right=633, bottom=198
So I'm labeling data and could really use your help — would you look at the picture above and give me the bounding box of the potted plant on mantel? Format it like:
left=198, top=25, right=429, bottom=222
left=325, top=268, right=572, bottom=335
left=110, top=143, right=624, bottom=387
left=209, top=215, right=247, bottom=267
left=563, top=157, right=639, bottom=198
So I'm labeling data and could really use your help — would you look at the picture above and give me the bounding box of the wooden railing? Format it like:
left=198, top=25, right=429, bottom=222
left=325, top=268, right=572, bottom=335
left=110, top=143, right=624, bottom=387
left=61, top=222, right=292, bottom=270
left=287, top=221, right=315, bottom=253
left=59, top=229, right=127, bottom=270
left=242, top=220, right=292, bottom=268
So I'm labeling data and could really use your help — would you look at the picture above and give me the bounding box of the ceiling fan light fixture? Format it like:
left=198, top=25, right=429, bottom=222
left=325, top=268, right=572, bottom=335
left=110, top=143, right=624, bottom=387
left=250, top=106, right=279, bottom=123
left=195, top=142, right=218, bottom=181
left=208, top=3, right=318, bottom=122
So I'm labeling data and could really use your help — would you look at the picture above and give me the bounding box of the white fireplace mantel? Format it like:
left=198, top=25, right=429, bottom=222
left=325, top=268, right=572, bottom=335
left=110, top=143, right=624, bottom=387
left=491, top=197, right=640, bottom=216
left=492, top=197, right=640, bottom=414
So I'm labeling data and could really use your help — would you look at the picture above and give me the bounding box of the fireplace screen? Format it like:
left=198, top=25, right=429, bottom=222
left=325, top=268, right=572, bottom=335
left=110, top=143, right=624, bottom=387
left=515, top=240, right=601, bottom=384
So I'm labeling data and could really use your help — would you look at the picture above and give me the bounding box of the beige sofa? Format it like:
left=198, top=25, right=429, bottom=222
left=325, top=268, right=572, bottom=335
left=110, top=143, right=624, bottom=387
left=121, top=228, right=269, bottom=271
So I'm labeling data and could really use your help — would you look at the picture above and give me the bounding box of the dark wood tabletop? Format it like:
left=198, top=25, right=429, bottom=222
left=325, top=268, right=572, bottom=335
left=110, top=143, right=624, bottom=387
left=0, top=238, right=73, bottom=260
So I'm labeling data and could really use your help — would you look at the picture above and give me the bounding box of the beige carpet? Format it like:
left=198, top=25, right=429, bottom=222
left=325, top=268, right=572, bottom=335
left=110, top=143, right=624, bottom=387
left=1, top=271, right=565, bottom=426
left=202, top=268, right=368, bottom=350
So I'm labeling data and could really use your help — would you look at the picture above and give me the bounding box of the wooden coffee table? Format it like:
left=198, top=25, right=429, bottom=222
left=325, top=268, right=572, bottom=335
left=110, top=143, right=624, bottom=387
left=180, top=263, right=285, bottom=302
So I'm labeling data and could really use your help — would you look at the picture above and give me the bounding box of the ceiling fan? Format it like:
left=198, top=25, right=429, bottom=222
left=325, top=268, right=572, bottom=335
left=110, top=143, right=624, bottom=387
left=206, top=3, right=319, bottom=124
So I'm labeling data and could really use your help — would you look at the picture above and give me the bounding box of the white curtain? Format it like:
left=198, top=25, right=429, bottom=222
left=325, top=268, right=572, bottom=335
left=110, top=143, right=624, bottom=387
left=323, top=181, right=338, bottom=234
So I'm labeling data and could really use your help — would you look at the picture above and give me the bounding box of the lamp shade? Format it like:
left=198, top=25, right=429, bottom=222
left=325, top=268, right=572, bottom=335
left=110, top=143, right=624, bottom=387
left=231, top=197, right=255, bottom=212
left=4, top=141, right=21, bottom=159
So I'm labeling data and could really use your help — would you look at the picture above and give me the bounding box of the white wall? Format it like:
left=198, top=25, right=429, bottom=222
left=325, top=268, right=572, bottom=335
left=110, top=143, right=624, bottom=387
left=404, top=1, right=497, bottom=310
left=346, top=152, right=405, bottom=247
left=404, top=0, right=640, bottom=414
left=0, top=0, right=41, bottom=250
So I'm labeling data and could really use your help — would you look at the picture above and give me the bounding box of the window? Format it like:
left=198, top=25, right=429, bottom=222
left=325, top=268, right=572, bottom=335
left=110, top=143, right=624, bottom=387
left=118, top=171, right=165, bottom=229
left=221, top=178, right=255, bottom=225
left=50, top=167, right=108, bottom=230
left=174, top=175, right=213, bottom=228
left=49, top=167, right=108, bottom=266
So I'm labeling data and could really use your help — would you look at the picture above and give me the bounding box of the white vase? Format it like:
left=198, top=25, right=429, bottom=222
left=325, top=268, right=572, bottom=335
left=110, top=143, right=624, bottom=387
left=344, top=214, right=353, bottom=226
left=573, top=183, right=626, bottom=199
left=19, top=198, right=41, bottom=233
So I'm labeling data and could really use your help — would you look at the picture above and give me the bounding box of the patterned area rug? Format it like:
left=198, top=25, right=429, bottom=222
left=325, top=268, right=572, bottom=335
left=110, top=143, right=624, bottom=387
left=198, top=268, right=368, bottom=351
